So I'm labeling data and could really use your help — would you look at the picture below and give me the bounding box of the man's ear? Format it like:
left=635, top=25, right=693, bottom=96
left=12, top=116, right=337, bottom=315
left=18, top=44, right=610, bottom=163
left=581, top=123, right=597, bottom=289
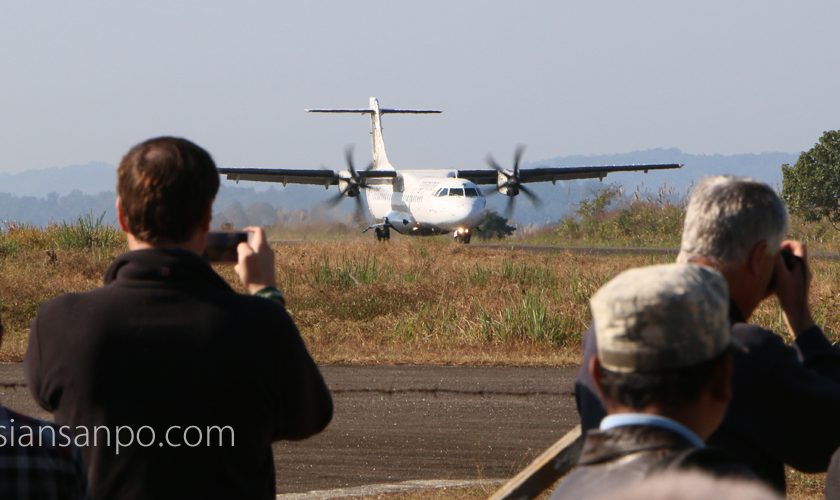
left=199, top=202, right=213, bottom=233
left=746, top=240, right=768, bottom=276
left=589, top=356, right=605, bottom=400
left=115, top=197, right=130, bottom=233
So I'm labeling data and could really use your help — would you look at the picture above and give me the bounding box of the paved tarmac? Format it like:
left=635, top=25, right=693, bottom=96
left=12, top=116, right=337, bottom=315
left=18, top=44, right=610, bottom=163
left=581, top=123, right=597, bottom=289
left=0, top=363, right=580, bottom=495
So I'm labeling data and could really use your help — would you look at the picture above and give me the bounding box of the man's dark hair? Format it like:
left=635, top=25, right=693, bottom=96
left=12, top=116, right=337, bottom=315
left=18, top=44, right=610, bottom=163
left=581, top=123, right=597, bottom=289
left=117, top=136, right=220, bottom=244
left=599, top=351, right=731, bottom=409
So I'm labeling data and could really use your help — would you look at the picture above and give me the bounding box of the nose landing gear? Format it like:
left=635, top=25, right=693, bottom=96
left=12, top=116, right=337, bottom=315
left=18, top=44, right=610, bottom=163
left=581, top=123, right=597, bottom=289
left=453, top=227, right=472, bottom=244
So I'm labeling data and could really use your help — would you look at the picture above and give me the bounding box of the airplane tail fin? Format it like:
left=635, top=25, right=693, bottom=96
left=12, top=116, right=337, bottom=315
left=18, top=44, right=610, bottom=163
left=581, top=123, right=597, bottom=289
left=307, top=97, right=440, bottom=170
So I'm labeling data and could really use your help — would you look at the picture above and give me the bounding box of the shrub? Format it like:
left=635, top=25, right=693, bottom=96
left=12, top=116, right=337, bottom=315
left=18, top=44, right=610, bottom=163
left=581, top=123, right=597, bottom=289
left=50, top=213, right=123, bottom=250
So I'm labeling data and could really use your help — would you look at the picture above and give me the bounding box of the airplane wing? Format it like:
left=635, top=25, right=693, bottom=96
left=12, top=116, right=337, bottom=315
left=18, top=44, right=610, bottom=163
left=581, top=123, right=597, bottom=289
left=218, top=168, right=338, bottom=187
left=218, top=167, right=399, bottom=187
left=455, top=163, right=682, bottom=185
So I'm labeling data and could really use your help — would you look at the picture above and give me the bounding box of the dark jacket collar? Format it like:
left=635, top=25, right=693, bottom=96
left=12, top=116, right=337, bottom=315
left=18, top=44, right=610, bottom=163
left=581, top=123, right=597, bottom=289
left=103, top=248, right=233, bottom=292
left=579, top=425, right=695, bottom=466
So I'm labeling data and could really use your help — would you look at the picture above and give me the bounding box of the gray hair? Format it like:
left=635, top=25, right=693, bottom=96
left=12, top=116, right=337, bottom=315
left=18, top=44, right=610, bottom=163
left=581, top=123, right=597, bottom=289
left=677, top=176, right=788, bottom=269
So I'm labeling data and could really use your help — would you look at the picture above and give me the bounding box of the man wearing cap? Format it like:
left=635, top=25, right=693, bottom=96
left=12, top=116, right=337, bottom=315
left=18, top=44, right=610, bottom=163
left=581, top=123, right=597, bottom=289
left=551, top=263, right=745, bottom=499
left=576, top=176, right=840, bottom=492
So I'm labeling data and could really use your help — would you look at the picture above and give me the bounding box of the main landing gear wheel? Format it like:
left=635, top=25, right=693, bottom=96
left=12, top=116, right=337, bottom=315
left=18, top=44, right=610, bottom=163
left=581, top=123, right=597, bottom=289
left=374, top=226, right=390, bottom=242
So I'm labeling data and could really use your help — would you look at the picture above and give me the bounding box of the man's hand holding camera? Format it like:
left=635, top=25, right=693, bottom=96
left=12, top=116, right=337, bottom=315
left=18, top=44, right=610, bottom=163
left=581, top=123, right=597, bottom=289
left=234, top=227, right=278, bottom=295
left=773, top=240, right=816, bottom=337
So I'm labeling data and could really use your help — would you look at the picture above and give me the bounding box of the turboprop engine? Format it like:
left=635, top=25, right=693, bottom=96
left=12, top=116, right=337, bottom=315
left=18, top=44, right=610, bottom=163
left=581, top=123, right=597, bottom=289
left=486, top=145, right=542, bottom=216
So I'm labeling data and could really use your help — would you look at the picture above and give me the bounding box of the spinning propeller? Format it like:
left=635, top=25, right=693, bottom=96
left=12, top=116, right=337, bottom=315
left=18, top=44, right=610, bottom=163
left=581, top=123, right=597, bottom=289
left=323, top=146, right=374, bottom=222
left=485, top=144, right=543, bottom=217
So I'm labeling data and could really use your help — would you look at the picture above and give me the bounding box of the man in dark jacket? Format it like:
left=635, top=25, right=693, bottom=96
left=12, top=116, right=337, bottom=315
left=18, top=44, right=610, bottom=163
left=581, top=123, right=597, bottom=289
left=551, top=263, right=745, bottom=499
left=576, top=176, right=839, bottom=492
left=25, top=137, right=333, bottom=500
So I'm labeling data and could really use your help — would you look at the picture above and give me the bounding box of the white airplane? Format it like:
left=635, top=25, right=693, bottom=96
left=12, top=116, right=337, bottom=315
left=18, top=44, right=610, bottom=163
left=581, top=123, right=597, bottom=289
left=219, top=97, right=681, bottom=243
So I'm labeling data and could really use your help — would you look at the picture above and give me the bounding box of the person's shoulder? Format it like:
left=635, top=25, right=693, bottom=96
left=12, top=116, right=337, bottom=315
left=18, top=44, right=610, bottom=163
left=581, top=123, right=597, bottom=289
left=0, top=407, right=87, bottom=497
left=2, top=407, right=59, bottom=437
left=38, top=275, right=128, bottom=309
left=35, top=290, right=90, bottom=319
left=731, top=321, right=785, bottom=349
left=660, top=446, right=757, bottom=480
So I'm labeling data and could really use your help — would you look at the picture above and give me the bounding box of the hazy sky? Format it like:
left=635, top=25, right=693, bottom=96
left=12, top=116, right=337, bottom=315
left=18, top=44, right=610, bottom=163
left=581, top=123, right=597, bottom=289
left=1, top=1, right=837, bottom=173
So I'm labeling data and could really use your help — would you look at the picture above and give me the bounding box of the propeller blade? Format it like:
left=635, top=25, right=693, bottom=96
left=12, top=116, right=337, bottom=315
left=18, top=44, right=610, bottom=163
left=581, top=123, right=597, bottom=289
left=353, top=196, right=366, bottom=223
left=323, top=189, right=348, bottom=209
left=504, top=196, right=516, bottom=218
left=486, top=154, right=507, bottom=177
left=519, top=184, right=543, bottom=208
left=344, top=145, right=357, bottom=177
left=513, top=144, right=525, bottom=175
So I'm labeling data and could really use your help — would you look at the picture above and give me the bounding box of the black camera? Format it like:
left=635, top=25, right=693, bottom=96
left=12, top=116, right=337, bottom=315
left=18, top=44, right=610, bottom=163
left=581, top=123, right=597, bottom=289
left=767, top=248, right=801, bottom=291
left=204, top=231, right=248, bottom=263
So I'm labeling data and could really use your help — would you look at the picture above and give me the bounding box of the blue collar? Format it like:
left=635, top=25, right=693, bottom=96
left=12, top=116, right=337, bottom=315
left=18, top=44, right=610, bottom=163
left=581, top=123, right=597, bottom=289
left=600, top=413, right=705, bottom=448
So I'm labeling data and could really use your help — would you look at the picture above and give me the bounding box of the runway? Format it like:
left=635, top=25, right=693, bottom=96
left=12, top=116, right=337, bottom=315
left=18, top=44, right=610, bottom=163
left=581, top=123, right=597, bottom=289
left=0, top=363, right=580, bottom=496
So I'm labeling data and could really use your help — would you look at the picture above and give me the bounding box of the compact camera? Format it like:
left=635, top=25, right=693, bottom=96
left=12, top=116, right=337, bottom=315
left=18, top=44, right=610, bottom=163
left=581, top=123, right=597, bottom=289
left=204, top=231, right=248, bottom=263
left=767, top=248, right=801, bottom=291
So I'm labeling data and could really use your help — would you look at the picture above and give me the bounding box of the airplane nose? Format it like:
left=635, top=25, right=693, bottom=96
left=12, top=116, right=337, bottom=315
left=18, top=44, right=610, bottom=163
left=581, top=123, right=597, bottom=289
left=466, top=198, right=485, bottom=224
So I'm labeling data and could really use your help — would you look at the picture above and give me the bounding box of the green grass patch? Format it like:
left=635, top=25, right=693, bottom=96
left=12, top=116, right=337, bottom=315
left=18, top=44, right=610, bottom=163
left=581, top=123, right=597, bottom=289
left=52, top=213, right=123, bottom=251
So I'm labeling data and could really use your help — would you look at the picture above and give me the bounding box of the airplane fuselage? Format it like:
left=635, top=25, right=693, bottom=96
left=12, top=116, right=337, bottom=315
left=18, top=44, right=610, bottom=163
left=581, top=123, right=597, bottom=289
left=365, top=169, right=486, bottom=235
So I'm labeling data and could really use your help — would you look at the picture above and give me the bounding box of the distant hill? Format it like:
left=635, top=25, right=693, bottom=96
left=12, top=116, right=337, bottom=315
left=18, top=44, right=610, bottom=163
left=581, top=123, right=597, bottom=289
left=534, top=148, right=793, bottom=192
left=0, top=162, right=116, bottom=197
left=0, top=148, right=798, bottom=227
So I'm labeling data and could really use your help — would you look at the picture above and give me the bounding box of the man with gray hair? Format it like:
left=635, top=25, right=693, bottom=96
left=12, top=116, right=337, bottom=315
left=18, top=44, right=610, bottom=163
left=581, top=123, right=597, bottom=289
left=552, top=263, right=746, bottom=499
left=576, top=176, right=840, bottom=492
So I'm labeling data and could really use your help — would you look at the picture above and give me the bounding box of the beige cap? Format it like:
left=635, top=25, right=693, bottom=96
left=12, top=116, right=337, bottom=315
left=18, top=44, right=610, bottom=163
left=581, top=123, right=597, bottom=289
left=591, top=263, right=732, bottom=373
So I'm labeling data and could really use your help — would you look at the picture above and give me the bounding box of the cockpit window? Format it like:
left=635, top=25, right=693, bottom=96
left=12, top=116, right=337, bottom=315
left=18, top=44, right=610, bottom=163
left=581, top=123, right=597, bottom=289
left=435, top=188, right=447, bottom=197
left=449, top=188, right=464, bottom=197
left=464, top=187, right=479, bottom=197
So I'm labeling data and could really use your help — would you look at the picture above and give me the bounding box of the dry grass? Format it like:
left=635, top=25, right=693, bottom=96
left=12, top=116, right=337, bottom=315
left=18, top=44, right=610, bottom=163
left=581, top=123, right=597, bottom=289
left=787, top=468, right=825, bottom=499
left=2, top=222, right=839, bottom=497
left=2, top=236, right=839, bottom=365
left=350, top=484, right=497, bottom=499
left=216, top=240, right=675, bottom=365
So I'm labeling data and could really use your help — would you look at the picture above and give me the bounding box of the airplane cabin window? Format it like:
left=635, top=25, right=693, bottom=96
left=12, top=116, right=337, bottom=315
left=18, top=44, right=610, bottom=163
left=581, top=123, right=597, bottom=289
left=449, top=188, right=464, bottom=197
left=464, top=188, right=479, bottom=197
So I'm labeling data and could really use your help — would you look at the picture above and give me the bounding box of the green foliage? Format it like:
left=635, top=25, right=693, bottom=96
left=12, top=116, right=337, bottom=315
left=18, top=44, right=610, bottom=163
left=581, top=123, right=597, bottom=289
left=478, top=291, right=571, bottom=344
left=576, top=185, right=623, bottom=220
left=477, top=211, right=516, bottom=240
left=53, top=213, right=123, bottom=250
left=0, top=232, right=20, bottom=256
left=782, top=130, right=840, bottom=229
left=546, top=184, right=684, bottom=247
left=0, top=222, right=50, bottom=252
left=467, top=265, right=492, bottom=286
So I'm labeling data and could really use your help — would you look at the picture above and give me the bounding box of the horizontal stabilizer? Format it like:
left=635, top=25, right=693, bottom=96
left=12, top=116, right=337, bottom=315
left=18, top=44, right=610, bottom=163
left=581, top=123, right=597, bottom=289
left=306, top=109, right=373, bottom=114
left=381, top=109, right=441, bottom=114
left=307, top=108, right=441, bottom=114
